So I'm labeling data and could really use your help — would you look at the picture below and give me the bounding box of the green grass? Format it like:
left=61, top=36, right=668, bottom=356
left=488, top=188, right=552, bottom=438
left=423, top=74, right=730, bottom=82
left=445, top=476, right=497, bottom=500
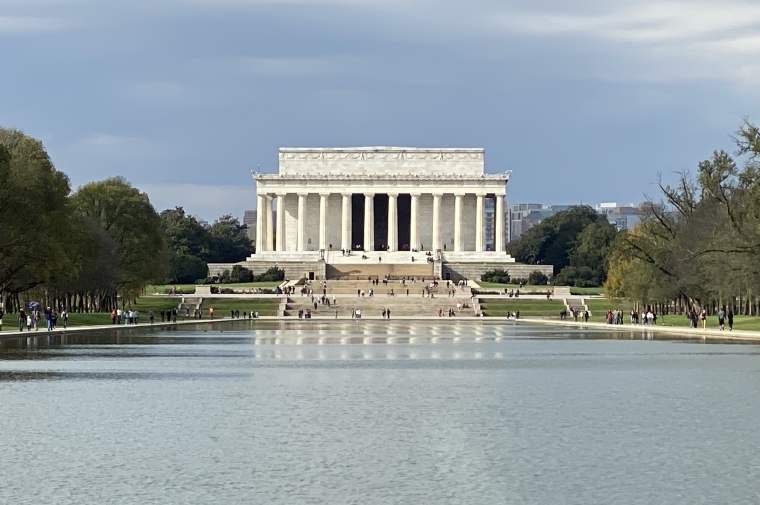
left=479, top=299, right=565, bottom=317
left=0, top=296, right=280, bottom=331
left=144, top=281, right=284, bottom=295
left=569, top=286, right=605, bottom=295
left=202, top=299, right=279, bottom=317
left=475, top=283, right=604, bottom=296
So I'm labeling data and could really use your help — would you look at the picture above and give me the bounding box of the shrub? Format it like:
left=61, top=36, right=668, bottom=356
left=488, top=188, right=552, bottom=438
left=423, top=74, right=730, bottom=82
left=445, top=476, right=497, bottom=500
left=528, top=270, right=549, bottom=285
left=254, top=267, right=285, bottom=283
left=230, top=265, right=254, bottom=283
left=553, top=266, right=600, bottom=287
left=481, top=269, right=510, bottom=284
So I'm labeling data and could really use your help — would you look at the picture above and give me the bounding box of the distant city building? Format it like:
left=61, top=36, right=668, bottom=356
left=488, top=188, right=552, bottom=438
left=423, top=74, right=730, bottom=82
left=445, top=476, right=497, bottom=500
left=595, top=202, right=641, bottom=231
left=243, top=210, right=257, bottom=242
left=242, top=209, right=276, bottom=246
left=484, top=198, right=508, bottom=251
left=508, top=204, right=568, bottom=242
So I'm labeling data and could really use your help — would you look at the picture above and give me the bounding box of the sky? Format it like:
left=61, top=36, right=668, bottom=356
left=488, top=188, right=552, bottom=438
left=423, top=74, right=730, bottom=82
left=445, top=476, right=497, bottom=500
left=2, top=0, right=759, bottom=222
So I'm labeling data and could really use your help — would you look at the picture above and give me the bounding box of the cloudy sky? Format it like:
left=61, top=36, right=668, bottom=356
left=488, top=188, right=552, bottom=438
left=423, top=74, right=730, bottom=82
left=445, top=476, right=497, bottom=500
left=2, top=0, right=759, bottom=221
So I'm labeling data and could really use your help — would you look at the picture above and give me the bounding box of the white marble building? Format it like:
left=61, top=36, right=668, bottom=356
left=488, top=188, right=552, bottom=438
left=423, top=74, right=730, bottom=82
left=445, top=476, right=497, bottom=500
left=254, top=147, right=508, bottom=254
left=213, top=146, right=554, bottom=280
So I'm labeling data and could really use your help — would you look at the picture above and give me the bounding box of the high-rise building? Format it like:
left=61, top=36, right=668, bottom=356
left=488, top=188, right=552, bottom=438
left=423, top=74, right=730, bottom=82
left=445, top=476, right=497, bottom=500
left=243, top=210, right=257, bottom=242
left=242, top=209, right=277, bottom=247
left=595, top=202, right=641, bottom=231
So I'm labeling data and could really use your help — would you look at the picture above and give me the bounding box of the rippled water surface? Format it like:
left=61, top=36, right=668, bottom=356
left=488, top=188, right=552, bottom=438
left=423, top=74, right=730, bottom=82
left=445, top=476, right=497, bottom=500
left=2, top=321, right=760, bottom=504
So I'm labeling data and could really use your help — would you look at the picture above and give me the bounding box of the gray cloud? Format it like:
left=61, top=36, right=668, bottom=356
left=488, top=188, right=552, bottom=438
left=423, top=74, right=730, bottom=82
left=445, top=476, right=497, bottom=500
left=1, top=0, right=758, bottom=220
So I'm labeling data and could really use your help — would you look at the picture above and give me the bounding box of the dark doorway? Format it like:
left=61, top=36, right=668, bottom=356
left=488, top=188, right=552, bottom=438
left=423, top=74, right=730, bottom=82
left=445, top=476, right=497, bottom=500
left=398, top=194, right=411, bottom=250
left=351, top=194, right=364, bottom=250
left=373, top=194, right=388, bottom=251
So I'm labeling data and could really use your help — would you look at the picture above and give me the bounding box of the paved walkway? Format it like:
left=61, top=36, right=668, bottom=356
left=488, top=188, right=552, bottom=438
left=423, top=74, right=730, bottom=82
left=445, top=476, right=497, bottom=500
left=4, top=315, right=757, bottom=343
left=519, top=317, right=760, bottom=342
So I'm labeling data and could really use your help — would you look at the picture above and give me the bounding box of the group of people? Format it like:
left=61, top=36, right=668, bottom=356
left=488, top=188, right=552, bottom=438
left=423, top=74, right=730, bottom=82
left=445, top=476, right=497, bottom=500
left=12, top=306, right=68, bottom=332
left=111, top=308, right=145, bottom=324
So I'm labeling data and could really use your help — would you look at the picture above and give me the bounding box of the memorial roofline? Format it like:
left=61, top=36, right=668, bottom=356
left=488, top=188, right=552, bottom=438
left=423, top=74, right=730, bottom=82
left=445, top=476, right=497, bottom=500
left=279, top=147, right=484, bottom=153
left=254, top=173, right=509, bottom=180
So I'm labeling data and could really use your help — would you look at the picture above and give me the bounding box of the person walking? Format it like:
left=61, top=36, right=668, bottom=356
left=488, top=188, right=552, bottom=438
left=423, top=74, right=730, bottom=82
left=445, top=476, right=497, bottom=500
left=149, top=309, right=155, bottom=324
left=700, top=308, right=707, bottom=329
left=61, top=310, right=68, bottom=329
left=727, top=307, right=734, bottom=331
left=718, top=307, right=725, bottom=331
left=18, top=309, right=25, bottom=332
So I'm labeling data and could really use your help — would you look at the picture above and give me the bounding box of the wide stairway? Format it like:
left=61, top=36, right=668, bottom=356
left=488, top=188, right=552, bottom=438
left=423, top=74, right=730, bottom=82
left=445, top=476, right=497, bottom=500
left=284, top=280, right=474, bottom=317
left=303, top=279, right=454, bottom=295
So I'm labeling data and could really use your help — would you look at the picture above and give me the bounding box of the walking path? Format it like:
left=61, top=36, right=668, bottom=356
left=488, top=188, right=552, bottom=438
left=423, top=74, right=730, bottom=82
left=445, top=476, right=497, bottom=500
left=4, top=315, right=759, bottom=344
left=518, top=317, right=760, bottom=342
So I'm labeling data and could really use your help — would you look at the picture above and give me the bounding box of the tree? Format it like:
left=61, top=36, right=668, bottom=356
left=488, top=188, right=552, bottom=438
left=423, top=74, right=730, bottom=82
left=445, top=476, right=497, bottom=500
left=555, top=221, right=618, bottom=286
left=160, top=207, right=212, bottom=259
left=72, top=177, right=167, bottom=294
left=208, top=215, right=253, bottom=263
left=0, top=128, right=83, bottom=297
left=160, top=207, right=212, bottom=283
left=608, top=120, right=760, bottom=312
left=507, top=206, right=609, bottom=274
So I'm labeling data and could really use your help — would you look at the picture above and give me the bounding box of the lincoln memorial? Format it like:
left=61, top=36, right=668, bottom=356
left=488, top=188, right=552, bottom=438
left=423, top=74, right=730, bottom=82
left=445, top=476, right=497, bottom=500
left=209, top=147, right=553, bottom=281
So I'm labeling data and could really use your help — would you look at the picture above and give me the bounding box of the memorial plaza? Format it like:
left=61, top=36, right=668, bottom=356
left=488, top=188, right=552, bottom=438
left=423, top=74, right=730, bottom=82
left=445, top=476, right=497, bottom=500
left=209, top=147, right=553, bottom=282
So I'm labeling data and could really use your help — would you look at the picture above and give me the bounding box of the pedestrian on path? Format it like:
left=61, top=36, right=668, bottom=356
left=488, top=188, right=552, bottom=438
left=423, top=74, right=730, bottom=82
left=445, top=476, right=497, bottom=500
left=728, top=308, right=734, bottom=331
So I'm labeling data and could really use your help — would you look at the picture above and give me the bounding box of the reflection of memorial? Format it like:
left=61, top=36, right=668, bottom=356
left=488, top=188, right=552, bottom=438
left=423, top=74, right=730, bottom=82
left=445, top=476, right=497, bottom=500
left=207, top=147, right=553, bottom=281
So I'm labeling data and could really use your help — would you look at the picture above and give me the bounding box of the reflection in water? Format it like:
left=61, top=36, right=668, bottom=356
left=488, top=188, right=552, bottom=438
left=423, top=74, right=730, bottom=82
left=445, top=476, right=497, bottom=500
left=2, top=321, right=760, bottom=504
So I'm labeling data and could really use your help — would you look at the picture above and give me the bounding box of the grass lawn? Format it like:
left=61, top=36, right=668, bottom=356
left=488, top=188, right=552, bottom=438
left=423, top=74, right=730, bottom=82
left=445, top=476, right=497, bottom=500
left=145, top=281, right=284, bottom=295
left=476, top=282, right=604, bottom=296
left=479, top=299, right=565, bottom=317
left=0, top=297, right=280, bottom=331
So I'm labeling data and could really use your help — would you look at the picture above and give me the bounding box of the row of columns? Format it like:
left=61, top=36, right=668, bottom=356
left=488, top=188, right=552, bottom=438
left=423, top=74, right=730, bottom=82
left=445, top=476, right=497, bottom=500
left=256, top=192, right=505, bottom=253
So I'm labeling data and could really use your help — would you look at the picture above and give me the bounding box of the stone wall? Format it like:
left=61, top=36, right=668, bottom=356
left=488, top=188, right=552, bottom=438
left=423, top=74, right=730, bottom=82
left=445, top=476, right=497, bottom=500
left=208, top=261, right=323, bottom=280
left=442, top=263, right=554, bottom=281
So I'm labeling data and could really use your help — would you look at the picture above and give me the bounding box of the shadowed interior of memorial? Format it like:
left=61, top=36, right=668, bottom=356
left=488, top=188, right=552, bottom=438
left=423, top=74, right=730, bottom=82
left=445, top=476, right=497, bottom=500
left=374, top=194, right=388, bottom=250
left=351, top=194, right=364, bottom=250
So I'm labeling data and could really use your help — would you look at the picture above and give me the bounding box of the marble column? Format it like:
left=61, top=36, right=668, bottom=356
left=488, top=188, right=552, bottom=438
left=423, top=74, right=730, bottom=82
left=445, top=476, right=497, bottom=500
left=476, top=194, right=485, bottom=252
left=255, top=193, right=264, bottom=252
left=364, top=193, right=374, bottom=251
left=495, top=194, right=505, bottom=253
left=266, top=195, right=274, bottom=252
left=275, top=193, right=286, bottom=252
left=387, top=193, right=398, bottom=252
left=319, top=193, right=329, bottom=250
left=454, top=194, right=463, bottom=252
left=341, top=193, right=351, bottom=251
left=297, top=193, right=307, bottom=252
left=410, top=193, right=420, bottom=250
left=432, top=193, right=442, bottom=251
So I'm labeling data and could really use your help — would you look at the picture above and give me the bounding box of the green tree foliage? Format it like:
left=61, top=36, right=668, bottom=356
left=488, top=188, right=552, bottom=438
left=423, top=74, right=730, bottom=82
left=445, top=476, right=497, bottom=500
left=168, top=254, right=209, bottom=284
left=72, top=177, right=166, bottom=293
left=507, top=206, right=609, bottom=274
left=0, top=128, right=83, bottom=294
left=208, top=215, right=253, bottom=263
left=160, top=207, right=212, bottom=283
left=160, top=207, right=212, bottom=259
left=507, top=205, right=617, bottom=286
